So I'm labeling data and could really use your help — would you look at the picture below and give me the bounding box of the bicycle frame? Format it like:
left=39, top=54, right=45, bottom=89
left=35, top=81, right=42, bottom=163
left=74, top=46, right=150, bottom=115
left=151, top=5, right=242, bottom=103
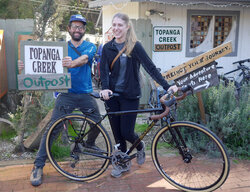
left=69, top=88, right=193, bottom=163
left=59, top=107, right=165, bottom=161
left=99, top=107, right=163, bottom=156
left=76, top=101, right=190, bottom=163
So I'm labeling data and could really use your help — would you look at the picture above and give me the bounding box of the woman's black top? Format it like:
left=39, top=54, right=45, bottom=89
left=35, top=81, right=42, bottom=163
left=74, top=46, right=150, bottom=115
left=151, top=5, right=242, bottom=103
left=100, top=38, right=170, bottom=99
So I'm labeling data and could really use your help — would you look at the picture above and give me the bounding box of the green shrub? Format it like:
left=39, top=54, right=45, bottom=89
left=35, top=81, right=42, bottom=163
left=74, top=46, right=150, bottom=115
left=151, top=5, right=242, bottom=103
left=135, top=123, right=148, bottom=133
left=9, top=91, right=55, bottom=136
left=177, top=83, right=250, bottom=159
left=51, top=142, right=71, bottom=160
left=0, top=129, right=17, bottom=141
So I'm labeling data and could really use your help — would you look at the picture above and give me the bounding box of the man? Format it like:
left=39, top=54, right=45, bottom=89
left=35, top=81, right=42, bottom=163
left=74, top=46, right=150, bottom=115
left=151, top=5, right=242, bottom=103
left=28, top=14, right=101, bottom=186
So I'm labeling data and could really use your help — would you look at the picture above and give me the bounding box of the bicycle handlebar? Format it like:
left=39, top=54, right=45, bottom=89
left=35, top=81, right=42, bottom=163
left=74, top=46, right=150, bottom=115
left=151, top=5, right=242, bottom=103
left=90, top=92, right=120, bottom=99
left=90, top=85, right=193, bottom=121
left=232, top=58, right=250, bottom=65
left=149, top=85, right=193, bottom=121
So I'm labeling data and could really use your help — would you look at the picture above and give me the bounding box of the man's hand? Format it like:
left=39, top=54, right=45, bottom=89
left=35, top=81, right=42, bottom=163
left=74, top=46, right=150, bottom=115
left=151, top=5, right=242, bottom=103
left=62, top=56, right=74, bottom=68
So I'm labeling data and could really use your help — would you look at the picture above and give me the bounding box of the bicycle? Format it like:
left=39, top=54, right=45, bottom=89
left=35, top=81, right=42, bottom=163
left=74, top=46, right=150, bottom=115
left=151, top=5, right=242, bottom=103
left=45, top=85, right=230, bottom=192
left=218, top=58, right=250, bottom=97
left=91, top=54, right=101, bottom=88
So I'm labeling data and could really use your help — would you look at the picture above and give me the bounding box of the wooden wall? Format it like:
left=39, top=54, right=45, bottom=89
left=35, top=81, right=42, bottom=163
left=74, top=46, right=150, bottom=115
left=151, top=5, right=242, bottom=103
left=0, top=30, right=8, bottom=99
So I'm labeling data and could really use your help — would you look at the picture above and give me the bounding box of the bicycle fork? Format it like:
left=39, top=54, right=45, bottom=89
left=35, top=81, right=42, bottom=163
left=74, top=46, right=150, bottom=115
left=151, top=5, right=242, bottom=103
left=167, top=123, right=192, bottom=163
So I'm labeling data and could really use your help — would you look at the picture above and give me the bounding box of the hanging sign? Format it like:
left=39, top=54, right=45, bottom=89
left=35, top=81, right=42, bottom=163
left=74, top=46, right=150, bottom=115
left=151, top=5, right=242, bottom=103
left=153, top=26, right=183, bottom=52
left=161, top=41, right=232, bottom=81
left=154, top=41, right=232, bottom=92
left=18, top=41, right=70, bottom=90
left=175, top=62, right=219, bottom=92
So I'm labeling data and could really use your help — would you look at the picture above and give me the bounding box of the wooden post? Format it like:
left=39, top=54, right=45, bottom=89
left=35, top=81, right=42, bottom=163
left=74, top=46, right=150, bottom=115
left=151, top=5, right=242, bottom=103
left=196, top=92, right=206, bottom=124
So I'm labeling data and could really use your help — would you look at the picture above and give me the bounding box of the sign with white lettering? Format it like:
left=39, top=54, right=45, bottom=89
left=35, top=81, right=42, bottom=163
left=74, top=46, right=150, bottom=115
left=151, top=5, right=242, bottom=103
left=18, top=41, right=70, bottom=90
left=175, top=62, right=219, bottom=92
left=162, top=41, right=232, bottom=81
left=153, top=26, right=183, bottom=52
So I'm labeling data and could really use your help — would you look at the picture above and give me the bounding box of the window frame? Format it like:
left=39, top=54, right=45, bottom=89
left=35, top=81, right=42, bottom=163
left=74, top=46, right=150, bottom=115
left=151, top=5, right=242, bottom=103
left=186, top=10, right=240, bottom=57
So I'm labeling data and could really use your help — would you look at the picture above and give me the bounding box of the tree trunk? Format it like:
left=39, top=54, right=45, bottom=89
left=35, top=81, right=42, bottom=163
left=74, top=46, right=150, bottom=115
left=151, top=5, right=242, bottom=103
left=14, top=93, right=31, bottom=152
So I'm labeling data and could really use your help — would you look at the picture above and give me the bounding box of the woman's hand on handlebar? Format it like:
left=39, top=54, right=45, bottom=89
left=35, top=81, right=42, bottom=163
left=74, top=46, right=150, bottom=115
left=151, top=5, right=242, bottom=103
left=160, top=85, right=178, bottom=103
left=167, top=85, right=178, bottom=93
left=99, top=89, right=113, bottom=100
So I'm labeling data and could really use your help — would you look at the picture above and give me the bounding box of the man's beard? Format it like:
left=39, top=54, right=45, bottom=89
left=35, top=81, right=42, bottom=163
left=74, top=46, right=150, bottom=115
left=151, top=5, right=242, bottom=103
left=70, top=31, right=84, bottom=41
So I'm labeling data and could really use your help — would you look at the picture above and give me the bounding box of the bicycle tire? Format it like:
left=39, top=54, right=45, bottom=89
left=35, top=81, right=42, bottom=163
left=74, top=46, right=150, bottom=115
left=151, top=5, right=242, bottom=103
left=152, top=121, right=230, bottom=192
left=46, top=114, right=112, bottom=181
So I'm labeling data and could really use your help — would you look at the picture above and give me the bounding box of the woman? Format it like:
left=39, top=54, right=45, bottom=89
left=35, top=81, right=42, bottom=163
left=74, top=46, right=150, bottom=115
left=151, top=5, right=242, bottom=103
left=100, top=13, right=178, bottom=178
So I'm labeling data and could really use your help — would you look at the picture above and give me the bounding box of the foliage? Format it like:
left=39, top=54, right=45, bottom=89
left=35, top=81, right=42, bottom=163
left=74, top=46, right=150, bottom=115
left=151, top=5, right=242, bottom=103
left=176, top=93, right=200, bottom=123
left=59, top=0, right=98, bottom=34
left=0, top=0, right=35, bottom=19
left=9, top=91, right=55, bottom=137
left=0, top=129, right=17, bottom=141
left=51, top=142, right=70, bottom=159
left=176, top=83, right=250, bottom=158
left=135, top=123, right=148, bottom=133
left=0, top=0, right=100, bottom=35
left=34, top=0, right=58, bottom=40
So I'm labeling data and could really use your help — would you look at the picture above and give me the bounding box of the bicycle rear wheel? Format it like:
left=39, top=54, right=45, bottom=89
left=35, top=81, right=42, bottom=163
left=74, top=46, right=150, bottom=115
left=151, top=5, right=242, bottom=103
left=46, top=114, right=112, bottom=181
left=152, top=121, right=230, bottom=192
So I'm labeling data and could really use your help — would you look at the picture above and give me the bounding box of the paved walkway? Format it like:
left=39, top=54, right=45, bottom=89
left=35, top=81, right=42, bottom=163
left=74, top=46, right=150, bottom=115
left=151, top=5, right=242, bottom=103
left=0, top=158, right=249, bottom=192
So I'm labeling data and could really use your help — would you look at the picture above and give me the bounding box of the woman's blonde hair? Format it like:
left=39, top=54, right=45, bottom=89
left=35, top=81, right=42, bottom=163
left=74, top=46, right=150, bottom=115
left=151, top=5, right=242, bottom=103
left=112, top=13, right=137, bottom=56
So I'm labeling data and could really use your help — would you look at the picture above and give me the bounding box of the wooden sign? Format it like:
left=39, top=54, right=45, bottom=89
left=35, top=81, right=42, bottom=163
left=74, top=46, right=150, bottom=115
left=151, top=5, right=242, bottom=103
left=0, top=30, right=8, bottom=99
left=161, top=41, right=232, bottom=81
left=18, top=41, right=70, bottom=90
left=175, top=62, right=219, bottom=92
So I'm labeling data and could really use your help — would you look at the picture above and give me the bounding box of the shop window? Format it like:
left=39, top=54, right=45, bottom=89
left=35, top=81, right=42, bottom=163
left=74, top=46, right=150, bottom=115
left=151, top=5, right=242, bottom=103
left=186, top=10, right=239, bottom=57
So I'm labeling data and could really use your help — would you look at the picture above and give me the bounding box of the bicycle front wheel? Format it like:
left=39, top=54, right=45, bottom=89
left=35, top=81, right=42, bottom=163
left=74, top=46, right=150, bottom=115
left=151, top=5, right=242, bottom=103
left=152, top=121, right=230, bottom=192
left=46, top=114, right=112, bottom=181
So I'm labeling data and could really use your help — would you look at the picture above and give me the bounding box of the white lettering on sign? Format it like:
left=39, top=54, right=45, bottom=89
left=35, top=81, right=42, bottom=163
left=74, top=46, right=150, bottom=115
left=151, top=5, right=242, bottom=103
left=153, top=26, right=183, bottom=52
left=174, top=62, right=219, bottom=93
left=24, top=45, right=64, bottom=74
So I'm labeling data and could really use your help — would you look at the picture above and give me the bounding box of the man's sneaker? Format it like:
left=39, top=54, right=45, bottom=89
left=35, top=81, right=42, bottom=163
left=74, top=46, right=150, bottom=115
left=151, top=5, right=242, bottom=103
left=111, top=164, right=130, bottom=178
left=137, top=141, right=145, bottom=165
left=30, top=166, right=43, bottom=186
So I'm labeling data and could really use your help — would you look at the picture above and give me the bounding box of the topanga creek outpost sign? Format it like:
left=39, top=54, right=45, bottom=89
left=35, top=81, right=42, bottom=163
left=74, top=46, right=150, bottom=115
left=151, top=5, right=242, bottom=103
left=153, top=26, right=183, bottom=52
left=18, top=41, right=71, bottom=90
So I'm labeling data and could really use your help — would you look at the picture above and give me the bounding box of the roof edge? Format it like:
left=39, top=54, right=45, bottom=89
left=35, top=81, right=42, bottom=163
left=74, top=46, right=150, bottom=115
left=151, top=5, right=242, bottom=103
left=89, top=0, right=250, bottom=8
